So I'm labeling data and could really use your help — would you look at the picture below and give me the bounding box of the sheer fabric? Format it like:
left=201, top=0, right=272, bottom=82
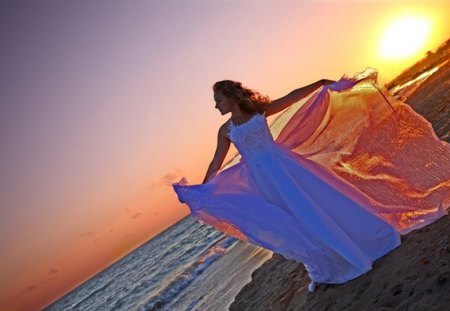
left=271, top=68, right=449, bottom=234
left=172, top=68, right=449, bottom=284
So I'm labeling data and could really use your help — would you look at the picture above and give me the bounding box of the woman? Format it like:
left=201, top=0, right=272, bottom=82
left=173, top=68, right=449, bottom=292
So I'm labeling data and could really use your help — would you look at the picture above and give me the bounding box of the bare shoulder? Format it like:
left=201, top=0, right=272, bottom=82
left=218, top=119, right=232, bottom=138
left=262, top=100, right=280, bottom=117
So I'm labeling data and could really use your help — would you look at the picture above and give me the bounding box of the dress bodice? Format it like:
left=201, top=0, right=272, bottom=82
left=228, top=113, right=277, bottom=158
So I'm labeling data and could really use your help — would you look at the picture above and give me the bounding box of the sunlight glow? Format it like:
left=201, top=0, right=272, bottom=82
left=379, top=16, right=432, bottom=60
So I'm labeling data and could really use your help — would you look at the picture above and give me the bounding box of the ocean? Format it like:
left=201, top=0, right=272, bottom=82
left=44, top=215, right=272, bottom=311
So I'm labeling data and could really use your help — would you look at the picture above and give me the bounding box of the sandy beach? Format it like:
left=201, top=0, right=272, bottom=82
left=229, top=39, right=450, bottom=311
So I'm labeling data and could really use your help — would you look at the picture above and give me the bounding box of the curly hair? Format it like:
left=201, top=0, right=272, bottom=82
left=212, top=80, right=271, bottom=114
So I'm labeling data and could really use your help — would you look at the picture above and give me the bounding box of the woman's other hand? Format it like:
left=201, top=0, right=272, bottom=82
left=320, top=79, right=336, bottom=86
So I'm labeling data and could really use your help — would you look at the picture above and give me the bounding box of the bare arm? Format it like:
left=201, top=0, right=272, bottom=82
left=264, top=79, right=335, bottom=116
left=202, top=122, right=231, bottom=184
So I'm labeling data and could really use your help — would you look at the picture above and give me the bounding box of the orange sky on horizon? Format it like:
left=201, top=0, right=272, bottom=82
left=1, top=1, right=449, bottom=310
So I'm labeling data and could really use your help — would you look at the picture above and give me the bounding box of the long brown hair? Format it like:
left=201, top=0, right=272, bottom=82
left=212, top=80, right=271, bottom=114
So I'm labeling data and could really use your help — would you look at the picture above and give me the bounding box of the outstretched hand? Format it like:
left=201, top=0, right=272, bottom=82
left=320, top=79, right=336, bottom=85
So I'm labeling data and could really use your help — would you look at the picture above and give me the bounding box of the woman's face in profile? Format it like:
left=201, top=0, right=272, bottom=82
left=214, top=91, right=236, bottom=115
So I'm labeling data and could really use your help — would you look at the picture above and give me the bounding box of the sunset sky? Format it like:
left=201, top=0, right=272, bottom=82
left=1, top=0, right=449, bottom=310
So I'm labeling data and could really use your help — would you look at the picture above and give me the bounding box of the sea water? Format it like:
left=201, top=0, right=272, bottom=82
left=44, top=215, right=272, bottom=311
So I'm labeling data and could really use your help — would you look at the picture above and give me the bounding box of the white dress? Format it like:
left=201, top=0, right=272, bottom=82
left=174, top=112, right=401, bottom=284
left=173, top=68, right=449, bottom=284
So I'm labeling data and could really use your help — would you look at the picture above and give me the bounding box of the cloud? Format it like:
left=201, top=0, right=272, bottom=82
left=16, top=285, right=38, bottom=297
left=124, top=205, right=143, bottom=220
left=131, top=212, right=142, bottom=219
left=41, top=277, right=54, bottom=285
left=49, top=268, right=59, bottom=274
left=79, top=231, right=94, bottom=238
left=152, top=168, right=185, bottom=189
left=79, top=231, right=99, bottom=243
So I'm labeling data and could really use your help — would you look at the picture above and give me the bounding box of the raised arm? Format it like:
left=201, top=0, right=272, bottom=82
left=202, top=122, right=231, bottom=184
left=264, top=79, right=335, bottom=116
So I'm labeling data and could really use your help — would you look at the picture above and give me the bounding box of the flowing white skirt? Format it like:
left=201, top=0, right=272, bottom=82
left=173, top=67, right=449, bottom=284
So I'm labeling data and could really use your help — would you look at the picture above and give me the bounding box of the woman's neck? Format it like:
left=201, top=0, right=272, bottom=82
left=230, top=107, right=254, bottom=124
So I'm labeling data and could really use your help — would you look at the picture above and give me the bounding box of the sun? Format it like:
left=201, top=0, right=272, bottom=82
left=378, top=16, right=432, bottom=60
